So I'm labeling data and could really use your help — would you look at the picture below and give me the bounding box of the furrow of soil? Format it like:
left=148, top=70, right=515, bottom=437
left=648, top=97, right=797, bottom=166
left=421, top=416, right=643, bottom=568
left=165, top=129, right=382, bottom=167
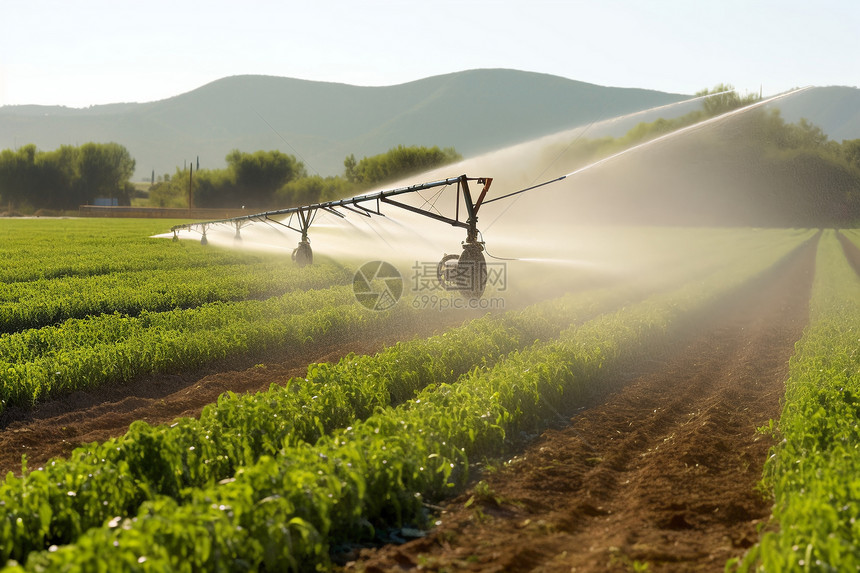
left=0, top=311, right=479, bottom=475
left=347, top=239, right=816, bottom=572
left=0, top=275, right=615, bottom=476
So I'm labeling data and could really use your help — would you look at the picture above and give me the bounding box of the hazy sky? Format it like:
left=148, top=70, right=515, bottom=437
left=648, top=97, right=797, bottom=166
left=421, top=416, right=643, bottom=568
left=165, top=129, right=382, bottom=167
left=1, top=0, right=857, bottom=108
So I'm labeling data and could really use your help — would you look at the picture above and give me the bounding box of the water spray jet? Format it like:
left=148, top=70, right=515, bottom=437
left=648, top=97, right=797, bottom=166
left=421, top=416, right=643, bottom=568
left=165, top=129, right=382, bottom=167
left=168, top=88, right=813, bottom=300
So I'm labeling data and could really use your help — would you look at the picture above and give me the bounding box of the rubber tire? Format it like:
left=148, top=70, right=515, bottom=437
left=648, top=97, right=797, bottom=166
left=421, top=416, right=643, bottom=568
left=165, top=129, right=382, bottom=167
left=457, top=244, right=487, bottom=299
left=436, top=253, right=460, bottom=290
left=292, top=241, right=313, bottom=267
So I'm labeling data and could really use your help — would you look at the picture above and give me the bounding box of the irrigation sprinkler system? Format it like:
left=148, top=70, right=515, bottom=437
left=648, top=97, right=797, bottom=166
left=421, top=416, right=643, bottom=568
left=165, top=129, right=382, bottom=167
left=170, top=88, right=811, bottom=301
left=171, top=174, right=494, bottom=298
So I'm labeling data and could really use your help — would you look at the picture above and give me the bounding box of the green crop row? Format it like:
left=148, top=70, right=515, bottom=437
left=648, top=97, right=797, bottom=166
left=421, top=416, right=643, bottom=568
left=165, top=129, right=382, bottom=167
left=0, top=286, right=369, bottom=410
left=1, top=224, right=808, bottom=413
left=0, top=228, right=810, bottom=566
left=0, top=282, right=636, bottom=565
left=4, top=233, right=810, bottom=571
left=0, top=219, right=266, bottom=283
left=735, top=231, right=860, bottom=571
left=0, top=262, right=351, bottom=333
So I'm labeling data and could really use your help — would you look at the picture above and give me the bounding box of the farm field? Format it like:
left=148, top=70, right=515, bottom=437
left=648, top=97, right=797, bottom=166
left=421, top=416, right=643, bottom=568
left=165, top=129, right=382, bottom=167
left=351, top=230, right=860, bottom=573
left=0, top=219, right=857, bottom=571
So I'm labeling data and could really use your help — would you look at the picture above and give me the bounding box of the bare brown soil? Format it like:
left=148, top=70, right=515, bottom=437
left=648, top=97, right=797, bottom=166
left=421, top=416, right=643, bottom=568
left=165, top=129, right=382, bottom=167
left=0, top=311, right=480, bottom=475
left=345, top=240, right=816, bottom=572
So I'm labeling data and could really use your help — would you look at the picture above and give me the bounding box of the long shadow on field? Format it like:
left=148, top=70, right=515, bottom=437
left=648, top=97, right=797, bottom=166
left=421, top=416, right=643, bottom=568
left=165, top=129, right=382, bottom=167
left=837, top=231, right=860, bottom=277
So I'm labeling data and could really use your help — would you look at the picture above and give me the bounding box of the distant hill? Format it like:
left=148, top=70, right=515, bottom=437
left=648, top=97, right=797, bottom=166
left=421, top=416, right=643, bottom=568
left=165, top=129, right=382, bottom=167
left=0, top=70, right=689, bottom=181
left=772, top=86, right=860, bottom=143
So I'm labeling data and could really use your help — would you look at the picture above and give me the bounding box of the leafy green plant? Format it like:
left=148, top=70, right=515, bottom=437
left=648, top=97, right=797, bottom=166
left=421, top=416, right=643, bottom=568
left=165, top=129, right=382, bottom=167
left=6, top=231, right=807, bottom=571
left=736, top=231, right=860, bottom=571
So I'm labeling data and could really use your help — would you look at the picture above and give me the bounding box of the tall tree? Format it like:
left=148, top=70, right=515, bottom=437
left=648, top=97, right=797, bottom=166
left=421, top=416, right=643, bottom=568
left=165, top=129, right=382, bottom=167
left=77, top=142, right=136, bottom=203
left=225, top=149, right=305, bottom=208
left=697, top=84, right=759, bottom=117
left=35, top=145, right=81, bottom=209
left=344, top=145, right=462, bottom=186
left=0, top=145, right=37, bottom=210
left=843, top=139, right=860, bottom=168
left=0, top=143, right=136, bottom=210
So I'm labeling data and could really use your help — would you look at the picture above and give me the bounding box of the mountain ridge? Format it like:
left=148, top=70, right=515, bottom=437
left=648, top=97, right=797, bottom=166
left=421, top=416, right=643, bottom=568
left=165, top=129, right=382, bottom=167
left=0, top=69, right=689, bottom=179
left=1, top=70, right=858, bottom=181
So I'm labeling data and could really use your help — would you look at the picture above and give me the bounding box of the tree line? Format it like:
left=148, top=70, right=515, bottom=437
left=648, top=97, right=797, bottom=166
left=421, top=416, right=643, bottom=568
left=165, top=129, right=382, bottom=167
left=3, top=86, right=859, bottom=225
left=551, top=84, right=860, bottom=175
left=0, top=143, right=135, bottom=212
left=0, top=143, right=462, bottom=213
left=541, top=84, right=761, bottom=169
left=148, top=145, right=463, bottom=210
left=541, top=84, right=860, bottom=226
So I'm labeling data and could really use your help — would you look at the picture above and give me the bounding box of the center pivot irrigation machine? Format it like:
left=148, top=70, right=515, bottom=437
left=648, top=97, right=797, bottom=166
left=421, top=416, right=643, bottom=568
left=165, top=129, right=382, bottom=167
left=171, top=175, right=498, bottom=299
left=169, top=88, right=808, bottom=303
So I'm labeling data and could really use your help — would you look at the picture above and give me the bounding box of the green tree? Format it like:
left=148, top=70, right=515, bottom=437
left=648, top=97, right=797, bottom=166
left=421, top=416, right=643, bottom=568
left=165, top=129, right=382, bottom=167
left=697, top=83, right=759, bottom=117
left=0, top=145, right=38, bottom=210
left=148, top=167, right=192, bottom=208
left=785, top=117, right=830, bottom=149
left=1, top=143, right=137, bottom=211
left=344, top=145, right=462, bottom=187
left=35, top=145, right=82, bottom=209
left=274, top=175, right=355, bottom=207
left=77, top=142, right=136, bottom=204
left=843, top=139, right=860, bottom=169
left=192, top=168, right=235, bottom=208
left=343, top=154, right=357, bottom=183
left=225, top=149, right=306, bottom=208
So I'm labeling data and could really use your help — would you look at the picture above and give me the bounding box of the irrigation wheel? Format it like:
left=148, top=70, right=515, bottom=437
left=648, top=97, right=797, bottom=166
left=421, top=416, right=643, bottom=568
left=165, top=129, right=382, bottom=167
left=436, top=254, right=461, bottom=291
left=292, top=240, right=313, bottom=267
left=458, top=243, right=488, bottom=299
left=436, top=244, right=487, bottom=299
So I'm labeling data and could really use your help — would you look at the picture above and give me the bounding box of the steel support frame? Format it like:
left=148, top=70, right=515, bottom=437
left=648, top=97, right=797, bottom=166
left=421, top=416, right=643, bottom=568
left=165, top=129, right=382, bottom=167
left=171, top=175, right=493, bottom=246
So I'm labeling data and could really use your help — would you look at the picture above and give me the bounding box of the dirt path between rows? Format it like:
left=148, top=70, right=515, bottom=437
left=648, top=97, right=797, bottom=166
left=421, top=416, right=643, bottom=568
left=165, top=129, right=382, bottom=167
left=0, top=310, right=486, bottom=475
left=0, top=269, right=624, bottom=477
left=346, top=239, right=817, bottom=572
